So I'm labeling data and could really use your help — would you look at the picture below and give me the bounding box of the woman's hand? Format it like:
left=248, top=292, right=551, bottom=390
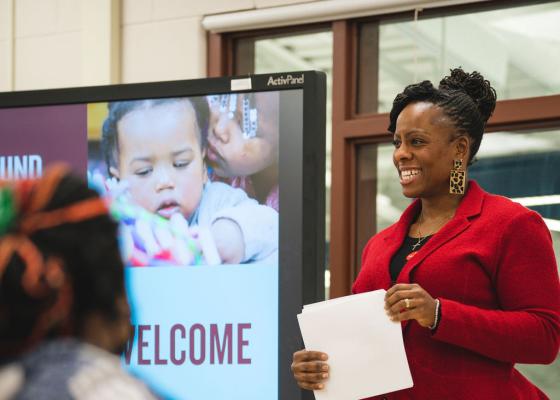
left=385, top=283, right=437, bottom=328
left=291, top=350, right=330, bottom=391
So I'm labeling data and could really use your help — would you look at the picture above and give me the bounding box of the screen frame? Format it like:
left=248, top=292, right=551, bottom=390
left=0, top=70, right=326, bottom=400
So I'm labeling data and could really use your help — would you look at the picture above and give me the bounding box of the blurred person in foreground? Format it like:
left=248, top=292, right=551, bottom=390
left=291, top=68, right=560, bottom=399
left=0, top=164, right=157, bottom=399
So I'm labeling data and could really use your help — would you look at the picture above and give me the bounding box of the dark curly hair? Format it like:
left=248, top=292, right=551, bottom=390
left=388, top=68, right=497, bottom=164
left=101, top=97, right=210, bottom=177
left=0, top=170, right=125, bottom=356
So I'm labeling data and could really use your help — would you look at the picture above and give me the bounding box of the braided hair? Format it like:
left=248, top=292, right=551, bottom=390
left=101, top=97, right=210, bottom=177
left=388, top=68, right=497, bottom=164
left=0, top=165, right=125, bottom=358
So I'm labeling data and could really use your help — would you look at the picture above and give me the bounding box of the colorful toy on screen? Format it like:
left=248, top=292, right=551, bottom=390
left=88, top=171, right=221, bottom=267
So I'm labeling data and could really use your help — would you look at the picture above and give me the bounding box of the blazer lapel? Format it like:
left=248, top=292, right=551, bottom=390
left=397, top=217, right=471, bottom=284
left=398, top=181, right=486, bottom=283
left=393, top=181, right=486, bottom=330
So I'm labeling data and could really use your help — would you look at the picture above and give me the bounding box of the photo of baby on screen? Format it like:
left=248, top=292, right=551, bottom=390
left=87, top=96, right=278, bottom=267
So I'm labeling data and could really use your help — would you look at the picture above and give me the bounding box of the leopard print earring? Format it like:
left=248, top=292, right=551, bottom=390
left=449, top=159, right=466, bottom=194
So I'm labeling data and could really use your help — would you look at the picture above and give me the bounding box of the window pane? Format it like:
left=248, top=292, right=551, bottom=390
left=377, top=142, right=409, bottom=231
left=469, top=130, right=560, bottom=399
left=355, top=143, right=377, bottom=279
left=377, top=2, right=560, bottom=112
left=251, top=31, right=333, bottom=295
left=376, top=129, right=560, bottom=398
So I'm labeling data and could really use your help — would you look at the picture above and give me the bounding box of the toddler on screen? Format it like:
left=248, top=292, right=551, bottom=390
left=100, top=97, right=278, bottom=266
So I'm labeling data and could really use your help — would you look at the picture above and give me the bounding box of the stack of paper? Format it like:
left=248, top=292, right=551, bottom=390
left=297, top=290, right=413, bottom=400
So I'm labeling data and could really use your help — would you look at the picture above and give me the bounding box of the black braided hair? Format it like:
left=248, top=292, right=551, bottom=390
left=0, top=174, right=125, bottom=352
left=101, top=97, right=210, bottom=177
left=388, top=68, right=497, bottom=164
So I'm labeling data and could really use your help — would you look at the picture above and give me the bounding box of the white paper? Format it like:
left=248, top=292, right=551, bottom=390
left=303, top=293, right=362, bottom=312
left=297, top=290, right=413, bottom=400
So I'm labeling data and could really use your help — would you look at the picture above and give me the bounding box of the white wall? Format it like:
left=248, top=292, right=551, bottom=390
left=0, top=0, right=318, bottom=91
left=17, top=0, right=84, bottom=90
left=0, top=0, right=14, bottom=90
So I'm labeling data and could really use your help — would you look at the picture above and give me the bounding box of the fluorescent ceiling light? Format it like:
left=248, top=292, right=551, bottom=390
left=543, top=218, right=560, bottom=233
left=511, top=195, right=560, bottom=207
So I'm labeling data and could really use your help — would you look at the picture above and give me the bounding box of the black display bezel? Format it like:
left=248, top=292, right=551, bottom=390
left=0, top=70, right=326, bottom=400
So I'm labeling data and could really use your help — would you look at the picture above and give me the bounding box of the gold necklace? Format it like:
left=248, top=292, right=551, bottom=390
left=411, top=234, right=431, bottom=252
left=407, top=212, right=454, bottom=260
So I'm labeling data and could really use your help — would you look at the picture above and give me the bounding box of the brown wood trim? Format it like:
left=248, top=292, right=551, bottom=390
left=207, top=32, right=225, bottom=77
left=488, top=95, right=560, bottom=130
left=332, top=93, right=560, bottom=298
left=355, top=21, right=379, bottom=116
left=347, top=22, right=358, bottom=121
left=329, top=20, right=354, bottom=298
left=210, top=5, right=560, bottom=303
left=353, top=142, right=378, bottom=282
left=223, top=22, right=330, bottom=41
left=331, top=21, right=354, bottom=123
left=336, top=94, right=560, bottom=139
left=337, top=115, right=389, bottom=139
left=207, top=32, right=237, bottom=77
left=329, top=135, right=354, bottom=298
left=348, top=142, right=358, bottom=288
left=233, top=37, right=255, bottom=75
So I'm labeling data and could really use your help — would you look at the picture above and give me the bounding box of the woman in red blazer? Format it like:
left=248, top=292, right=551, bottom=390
left=291, top=68, right=560, bottom=399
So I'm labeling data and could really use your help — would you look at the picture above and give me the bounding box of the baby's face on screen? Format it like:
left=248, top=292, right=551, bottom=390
left=112, top=101, right=206, bottom=219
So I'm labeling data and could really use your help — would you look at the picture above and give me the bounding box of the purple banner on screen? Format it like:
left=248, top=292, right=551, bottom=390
left=0, top=104, right=87, bottom=179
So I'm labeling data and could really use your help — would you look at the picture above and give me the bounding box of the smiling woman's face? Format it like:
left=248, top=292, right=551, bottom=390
left=112, top=101, right=206, bottom=219
left=392, top=101, right=467, bottom=199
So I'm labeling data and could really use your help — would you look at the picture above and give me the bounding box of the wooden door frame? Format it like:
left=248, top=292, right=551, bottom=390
left=208, top=4, right=560, bottom=299
left=328, top=16, right=560, bottom=297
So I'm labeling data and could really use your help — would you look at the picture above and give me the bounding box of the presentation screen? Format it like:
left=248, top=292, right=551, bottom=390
left=0, top=71, right=326, bottom=400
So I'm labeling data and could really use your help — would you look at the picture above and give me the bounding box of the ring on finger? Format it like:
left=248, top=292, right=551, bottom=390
left=404, top=298, right=411, bottom=309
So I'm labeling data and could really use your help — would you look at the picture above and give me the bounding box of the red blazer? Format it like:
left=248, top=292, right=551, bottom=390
left=353, top=181, right=560, bottom=400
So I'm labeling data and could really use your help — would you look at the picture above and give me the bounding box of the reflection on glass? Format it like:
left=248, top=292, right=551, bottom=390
left=355, top=143, right=377, bottom=279
left=253, top=31, right=333, bottom=294
left=376, top=129, right=560, bottom=398
left=377, top=2, right=560, bottom=112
